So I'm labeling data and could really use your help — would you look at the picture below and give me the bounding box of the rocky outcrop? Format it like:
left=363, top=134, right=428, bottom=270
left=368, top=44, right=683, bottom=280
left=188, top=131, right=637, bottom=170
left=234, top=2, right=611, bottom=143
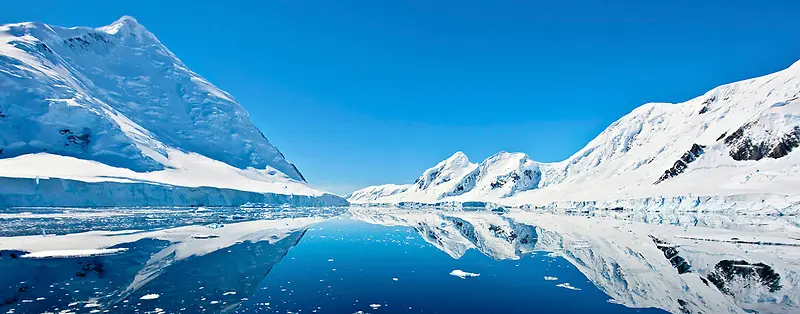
left=707, top=260, right=782, bottom=296
left=725, top=124, right=800, bottom=161
left=654, top=144, right=705, bottom=184
left=649, top=236, right=691, bottom=274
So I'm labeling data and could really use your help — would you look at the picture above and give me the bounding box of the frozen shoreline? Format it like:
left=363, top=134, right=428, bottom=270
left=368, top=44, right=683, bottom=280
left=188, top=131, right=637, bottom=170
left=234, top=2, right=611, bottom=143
left=353, top=192, right=800, bottom=216
left=0, top=176, right=348, bottom=208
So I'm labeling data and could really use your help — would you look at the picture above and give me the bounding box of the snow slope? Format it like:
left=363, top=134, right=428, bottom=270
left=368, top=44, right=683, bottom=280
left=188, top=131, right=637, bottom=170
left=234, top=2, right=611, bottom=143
left=348, top=60, right=800, bottom=212
left=0, top=17, right=345, bottom=206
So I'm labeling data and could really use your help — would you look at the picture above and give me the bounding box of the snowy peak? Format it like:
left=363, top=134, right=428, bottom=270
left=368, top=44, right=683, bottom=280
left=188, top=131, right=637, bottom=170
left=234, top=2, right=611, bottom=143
left=349, top=58, right=800, bottom=206
left=0, top=17, right=306, bottom=182
left=413, top=151, right=474, bottom=190
left=444, top=151, right=542, bottom=198
left=98, top=16, right=144, bottom=34
left=348, top=151, right=544, bottom=203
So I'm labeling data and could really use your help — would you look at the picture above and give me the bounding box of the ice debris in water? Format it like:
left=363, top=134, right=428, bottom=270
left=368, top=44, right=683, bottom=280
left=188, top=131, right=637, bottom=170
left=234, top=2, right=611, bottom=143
left=544, top=276, right=558, bottom=281
left=556, top=283, right=581, bottom=291
left=140, top=293, right=160, bottom=300
left=449, top=269, right=480, bottom=279
left=369, top=304, right=382, bottom=309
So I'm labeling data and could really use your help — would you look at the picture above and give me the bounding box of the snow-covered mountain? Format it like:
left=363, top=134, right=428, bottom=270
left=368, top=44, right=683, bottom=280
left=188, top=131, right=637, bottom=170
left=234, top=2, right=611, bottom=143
left=349, top=60, right=800, bottom=212
left=0, top=17, right=346, bottom=206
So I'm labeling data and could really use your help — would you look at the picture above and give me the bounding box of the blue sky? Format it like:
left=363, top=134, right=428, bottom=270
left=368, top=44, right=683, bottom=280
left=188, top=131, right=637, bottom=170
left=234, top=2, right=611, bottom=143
left=3, top=1, right=800, bottom=194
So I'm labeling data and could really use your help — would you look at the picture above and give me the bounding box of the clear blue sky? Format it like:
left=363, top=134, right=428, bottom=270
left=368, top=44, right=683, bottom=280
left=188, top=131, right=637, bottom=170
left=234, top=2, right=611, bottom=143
left=4, top=1, right=800, bottom=194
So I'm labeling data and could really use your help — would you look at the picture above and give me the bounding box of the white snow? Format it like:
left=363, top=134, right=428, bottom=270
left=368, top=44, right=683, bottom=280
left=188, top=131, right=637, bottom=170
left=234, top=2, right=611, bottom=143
left=555, top=283, right=581, bottom=291
left=348, top=60, right=800, bottom=213
left=449, top=269, right=480, bottom=279
left=353, top=208, right=800, bottom=314
left=1, top=217, right=323, bottom=262
left=0, top=17, right=345, bottom=207
left=21, top=248, right=128, bottom=258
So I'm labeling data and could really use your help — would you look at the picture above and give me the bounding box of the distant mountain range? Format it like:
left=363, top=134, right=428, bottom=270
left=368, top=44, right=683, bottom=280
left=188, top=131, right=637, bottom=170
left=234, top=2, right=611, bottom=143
left=349, top=60, right=800, bottom=213
left=0, top=16, right=345, bottom=207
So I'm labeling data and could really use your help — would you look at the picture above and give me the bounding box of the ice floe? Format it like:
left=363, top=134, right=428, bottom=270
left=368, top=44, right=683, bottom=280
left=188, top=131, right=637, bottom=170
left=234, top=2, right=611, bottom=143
left=449, top=269, right=480, bottom=279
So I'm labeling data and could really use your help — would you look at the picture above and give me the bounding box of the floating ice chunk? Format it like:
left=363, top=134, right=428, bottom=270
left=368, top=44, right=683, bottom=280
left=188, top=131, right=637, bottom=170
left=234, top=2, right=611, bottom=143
left=449, top=269, right=480, bottom=279
left=140, top=293, right=160, bottom=300
left=22, top=248, right=128, bottom=259
left=392, top=278, right=398, bottom=281
left=328, top=259, right=334, bottom=262
left=223, top=291, right=236, bottom=296
left=556, top=283, right=581, bottom=291
left=543, top=276, right=558, bottom=281
left=546, top=252, right=559, bottom=258
left=369, top=304, right=382, bottom=309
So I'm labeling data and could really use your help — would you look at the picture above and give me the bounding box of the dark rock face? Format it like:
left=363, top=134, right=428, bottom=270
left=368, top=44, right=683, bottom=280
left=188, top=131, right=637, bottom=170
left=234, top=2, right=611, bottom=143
left=697, top=96, right=716, bottom=115
left=654, top=144, right=705, bottom=184
left=725, top=124, right=800, bottom=161
left=677, top=299, right=691, bottom=314
left=63, top=32, right=112, bottom=51
left=447, top=170, right=479, bottom=196
left=416, top=169, right=440, bottom=189
left=706, top=260, right=781, bottom=296
left=490, top=169, right=537, bottom=190
left=649, top=236, right=691, bottom=274
left=59, top=128, right=91, bottom=148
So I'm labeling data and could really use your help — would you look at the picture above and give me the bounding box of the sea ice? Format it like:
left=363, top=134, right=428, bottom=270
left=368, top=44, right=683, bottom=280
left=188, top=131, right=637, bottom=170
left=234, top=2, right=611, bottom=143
left=449, top=269, right=480, bottom=279
left=556, top=283, right=581, bottom=291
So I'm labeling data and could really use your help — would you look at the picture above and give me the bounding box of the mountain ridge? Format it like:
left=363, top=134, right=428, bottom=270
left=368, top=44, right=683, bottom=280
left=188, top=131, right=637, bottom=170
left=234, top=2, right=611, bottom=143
left=349, top=59, right=800, bottom=211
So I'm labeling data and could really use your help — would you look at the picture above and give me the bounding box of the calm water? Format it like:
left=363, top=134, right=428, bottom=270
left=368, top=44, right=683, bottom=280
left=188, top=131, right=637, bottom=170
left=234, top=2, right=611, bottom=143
left=0, top=207, right=797, bottom=314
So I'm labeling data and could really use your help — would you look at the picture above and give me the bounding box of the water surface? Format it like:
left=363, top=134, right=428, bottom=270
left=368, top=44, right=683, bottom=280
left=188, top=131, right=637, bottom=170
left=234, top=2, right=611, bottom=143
left=1, top=207, right=797, bottom=314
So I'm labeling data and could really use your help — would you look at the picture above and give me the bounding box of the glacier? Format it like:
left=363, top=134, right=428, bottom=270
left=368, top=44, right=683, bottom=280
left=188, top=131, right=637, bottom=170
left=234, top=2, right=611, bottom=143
left=0, top=17, right=346, bottom=207
left=348, top=59, right=800, bottom=213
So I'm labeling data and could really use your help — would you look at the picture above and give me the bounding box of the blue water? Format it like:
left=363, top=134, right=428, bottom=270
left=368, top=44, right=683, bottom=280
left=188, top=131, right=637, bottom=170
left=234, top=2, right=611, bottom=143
left=0, top=207, right=702, bottom=313
left=240, top=219, right=662, bottom=314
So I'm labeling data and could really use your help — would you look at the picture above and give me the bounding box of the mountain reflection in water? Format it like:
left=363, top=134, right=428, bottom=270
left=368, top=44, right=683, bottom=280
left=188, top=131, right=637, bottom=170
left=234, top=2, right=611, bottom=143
left=0, top=207, right=797, bottom=314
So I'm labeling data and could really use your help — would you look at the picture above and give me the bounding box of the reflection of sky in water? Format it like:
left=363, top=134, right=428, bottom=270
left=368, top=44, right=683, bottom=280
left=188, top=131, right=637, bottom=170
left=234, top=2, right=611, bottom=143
left=242, top=218, right=665, bottom=313
left=3, top=207, right=797, bottom=314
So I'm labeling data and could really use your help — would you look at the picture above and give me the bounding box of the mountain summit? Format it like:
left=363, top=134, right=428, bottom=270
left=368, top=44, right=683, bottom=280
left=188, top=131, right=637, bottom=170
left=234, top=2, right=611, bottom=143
left=0, top=17, right=344, bottom=206
left=349, top=60, right=800, bottom=213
